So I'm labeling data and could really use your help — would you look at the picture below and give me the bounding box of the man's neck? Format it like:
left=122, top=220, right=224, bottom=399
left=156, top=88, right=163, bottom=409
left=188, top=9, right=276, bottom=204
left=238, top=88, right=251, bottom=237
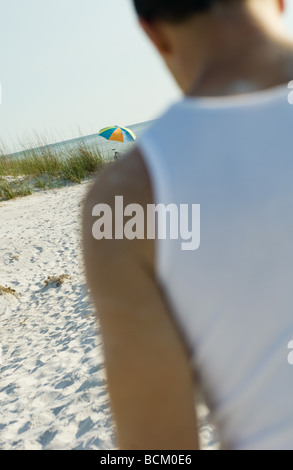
left=187, top=38, right=293, bottom=97
left=178, top=4, right=293, bottom=97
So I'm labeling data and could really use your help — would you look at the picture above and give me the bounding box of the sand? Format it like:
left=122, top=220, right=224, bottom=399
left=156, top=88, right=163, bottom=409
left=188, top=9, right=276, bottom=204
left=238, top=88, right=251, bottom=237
left=0, top=182, right=217, bottom=450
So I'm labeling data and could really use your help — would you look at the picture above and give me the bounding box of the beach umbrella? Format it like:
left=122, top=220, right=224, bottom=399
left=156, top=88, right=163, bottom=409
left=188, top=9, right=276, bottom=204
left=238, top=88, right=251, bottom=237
left=98, top=126, right=136, bottom=143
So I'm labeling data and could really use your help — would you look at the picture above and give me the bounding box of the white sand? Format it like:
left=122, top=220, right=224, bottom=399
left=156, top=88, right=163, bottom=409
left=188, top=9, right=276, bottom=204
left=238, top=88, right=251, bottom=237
left=0, top=182, right=217, bottom=450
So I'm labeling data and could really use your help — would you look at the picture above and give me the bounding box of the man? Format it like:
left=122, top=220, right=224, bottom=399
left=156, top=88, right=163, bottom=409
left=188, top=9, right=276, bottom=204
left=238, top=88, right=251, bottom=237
left=83, top=0, right=293, bottom=449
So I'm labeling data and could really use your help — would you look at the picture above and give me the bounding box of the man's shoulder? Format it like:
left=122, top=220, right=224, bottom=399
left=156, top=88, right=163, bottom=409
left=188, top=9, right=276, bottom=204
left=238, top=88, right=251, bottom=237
left=85, top=146, right=153, bottom=209
left=82, top=146, right=154, bottom=268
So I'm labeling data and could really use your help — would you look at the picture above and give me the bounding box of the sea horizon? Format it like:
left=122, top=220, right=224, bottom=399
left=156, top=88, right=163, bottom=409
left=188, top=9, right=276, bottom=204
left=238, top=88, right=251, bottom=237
left=3, top=120, right=155, bottom=161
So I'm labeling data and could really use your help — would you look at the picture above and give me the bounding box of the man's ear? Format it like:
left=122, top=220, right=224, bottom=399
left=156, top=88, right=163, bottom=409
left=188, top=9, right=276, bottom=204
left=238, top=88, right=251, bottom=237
left=138, top=18, right=171, bottom=55
left=278, top=0, right=285, bottom=13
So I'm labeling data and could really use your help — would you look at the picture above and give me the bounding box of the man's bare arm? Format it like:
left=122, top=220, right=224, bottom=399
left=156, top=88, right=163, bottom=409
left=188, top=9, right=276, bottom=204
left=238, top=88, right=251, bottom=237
left=82, top=149, right=199, bottom=450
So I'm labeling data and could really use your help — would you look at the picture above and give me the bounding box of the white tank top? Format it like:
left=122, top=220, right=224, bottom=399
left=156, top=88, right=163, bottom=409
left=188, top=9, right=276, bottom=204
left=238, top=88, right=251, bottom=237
left=138, top=85, right=293, bottom=450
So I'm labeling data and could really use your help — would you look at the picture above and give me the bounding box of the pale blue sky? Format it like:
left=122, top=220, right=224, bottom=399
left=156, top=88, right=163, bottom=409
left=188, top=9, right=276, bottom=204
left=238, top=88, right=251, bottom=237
left=0, top=0, right=293, bottom=151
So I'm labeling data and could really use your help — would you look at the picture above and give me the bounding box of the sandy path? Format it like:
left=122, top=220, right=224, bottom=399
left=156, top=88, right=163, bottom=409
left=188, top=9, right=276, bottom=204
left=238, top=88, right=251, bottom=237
left=0, top=182, right=116, bottom=450
left=0, top=182, right=216, bottom=450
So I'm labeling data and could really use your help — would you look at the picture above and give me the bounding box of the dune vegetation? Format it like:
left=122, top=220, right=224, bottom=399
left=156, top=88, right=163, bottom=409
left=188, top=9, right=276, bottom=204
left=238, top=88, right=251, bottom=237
left=0, top=140, right=109, bottom=201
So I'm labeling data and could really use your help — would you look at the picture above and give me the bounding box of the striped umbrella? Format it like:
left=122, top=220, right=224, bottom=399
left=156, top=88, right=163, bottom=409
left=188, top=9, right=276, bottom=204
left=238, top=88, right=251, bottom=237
left=98, top=126, right=136, bottom=143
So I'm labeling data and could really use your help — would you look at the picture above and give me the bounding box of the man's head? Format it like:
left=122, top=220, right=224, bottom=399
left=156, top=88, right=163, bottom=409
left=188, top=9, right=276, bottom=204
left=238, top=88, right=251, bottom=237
left=133, top=0, right=286, bottom=94
left=133, top=0, right=284, bottom=23
left=133, top=0, right=234, bottom=23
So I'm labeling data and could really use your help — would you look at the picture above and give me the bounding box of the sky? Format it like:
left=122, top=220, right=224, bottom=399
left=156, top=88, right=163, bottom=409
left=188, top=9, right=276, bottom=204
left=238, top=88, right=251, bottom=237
left=1, top=0, right=293, bottom=151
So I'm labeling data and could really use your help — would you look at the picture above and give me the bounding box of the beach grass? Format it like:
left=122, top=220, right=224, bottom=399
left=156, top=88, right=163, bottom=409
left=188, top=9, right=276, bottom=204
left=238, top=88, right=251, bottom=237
left=0, top=285, right=18, bottom=297
left=0, top=140, right=108, bottom=201
left=44, top=274, right=72, bottom=288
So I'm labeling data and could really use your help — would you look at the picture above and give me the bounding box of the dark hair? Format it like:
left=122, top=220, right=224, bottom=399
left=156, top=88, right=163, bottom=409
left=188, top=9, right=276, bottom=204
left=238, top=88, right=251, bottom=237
left=133, top=0, right=232, bottom=23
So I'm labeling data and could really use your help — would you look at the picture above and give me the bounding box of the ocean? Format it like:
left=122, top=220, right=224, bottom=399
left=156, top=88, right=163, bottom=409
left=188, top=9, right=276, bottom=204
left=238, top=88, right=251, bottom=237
left=7, top=120, right=155, bottom=161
